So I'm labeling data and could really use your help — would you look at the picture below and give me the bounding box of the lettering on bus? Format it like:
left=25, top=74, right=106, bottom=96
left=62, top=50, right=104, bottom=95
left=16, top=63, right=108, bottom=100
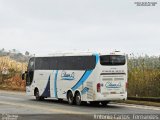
left=105, top=82, right=121, bottom=88
left=61, top=71, right=75, bottom=80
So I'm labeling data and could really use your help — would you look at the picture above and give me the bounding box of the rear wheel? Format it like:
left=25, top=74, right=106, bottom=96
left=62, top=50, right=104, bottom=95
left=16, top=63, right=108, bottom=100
left=67, top=91, right=74, bottom=105
left=75, top=92, right=82, bottom=105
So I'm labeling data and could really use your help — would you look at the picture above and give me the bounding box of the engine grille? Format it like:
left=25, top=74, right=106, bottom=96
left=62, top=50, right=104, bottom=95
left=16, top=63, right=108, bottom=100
left=86, top=81, right=93, bottom=100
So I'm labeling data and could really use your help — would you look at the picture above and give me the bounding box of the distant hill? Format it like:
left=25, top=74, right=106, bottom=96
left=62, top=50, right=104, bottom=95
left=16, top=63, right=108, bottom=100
left=0, top=48, right=31, bottom=63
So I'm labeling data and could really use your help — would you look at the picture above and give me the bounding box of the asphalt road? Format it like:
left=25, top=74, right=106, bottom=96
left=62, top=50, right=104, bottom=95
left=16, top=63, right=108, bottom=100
left=0, top=90, right=159, bottom=120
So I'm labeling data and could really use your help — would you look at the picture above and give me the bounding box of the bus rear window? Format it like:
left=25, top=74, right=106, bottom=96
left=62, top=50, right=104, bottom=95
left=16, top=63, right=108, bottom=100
left=100, top=55, right=125, bottom=65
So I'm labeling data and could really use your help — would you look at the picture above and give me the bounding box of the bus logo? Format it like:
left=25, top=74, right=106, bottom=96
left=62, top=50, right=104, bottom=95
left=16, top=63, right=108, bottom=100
left=105, top=82, right=121, bottom=88
left=61, top=71, right=75, bottom=80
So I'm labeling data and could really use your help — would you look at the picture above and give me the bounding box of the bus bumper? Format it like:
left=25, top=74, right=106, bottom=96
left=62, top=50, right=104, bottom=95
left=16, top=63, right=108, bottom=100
left=94, top=93, right=127, bottom=101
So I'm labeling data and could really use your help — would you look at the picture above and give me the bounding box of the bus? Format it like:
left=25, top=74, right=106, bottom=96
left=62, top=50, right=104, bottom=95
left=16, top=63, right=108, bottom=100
left=22, top=51, right=127, bottom=106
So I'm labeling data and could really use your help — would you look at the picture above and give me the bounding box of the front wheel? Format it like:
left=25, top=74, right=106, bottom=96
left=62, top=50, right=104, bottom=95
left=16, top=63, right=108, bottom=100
left=35, top=89, right=44, bottom=101
left=58, top=98, right=63, bottom=102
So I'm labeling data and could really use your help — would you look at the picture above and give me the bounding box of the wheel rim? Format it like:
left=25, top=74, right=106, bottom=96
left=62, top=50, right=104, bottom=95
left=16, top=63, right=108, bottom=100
left=76, top=93, right=81, bottom=105
left=69, top=96, right=73, bottom=103
left=68, top=92, right=73, bottom=104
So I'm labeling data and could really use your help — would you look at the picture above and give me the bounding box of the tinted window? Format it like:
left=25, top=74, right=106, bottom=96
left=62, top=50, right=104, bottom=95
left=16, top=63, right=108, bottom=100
left=35, top=56, right=96, bottom=70
left=35, top=57, right=57, bottom=70
left=100, top=55, right=125, bottom=65
left=28, top=58, right=35, bottom=70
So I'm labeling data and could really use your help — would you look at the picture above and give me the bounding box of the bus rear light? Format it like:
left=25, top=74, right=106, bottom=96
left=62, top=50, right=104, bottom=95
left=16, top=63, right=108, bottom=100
left=97, top=83, right=101, bottom=92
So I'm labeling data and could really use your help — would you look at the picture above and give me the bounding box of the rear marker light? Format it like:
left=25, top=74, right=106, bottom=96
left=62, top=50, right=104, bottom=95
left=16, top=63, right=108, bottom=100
left=97, top=83, right=101, bottom=92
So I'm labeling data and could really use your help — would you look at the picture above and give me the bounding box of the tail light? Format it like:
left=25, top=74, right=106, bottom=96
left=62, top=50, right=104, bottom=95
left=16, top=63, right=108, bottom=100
left=97, top=83, right=101, bottom=92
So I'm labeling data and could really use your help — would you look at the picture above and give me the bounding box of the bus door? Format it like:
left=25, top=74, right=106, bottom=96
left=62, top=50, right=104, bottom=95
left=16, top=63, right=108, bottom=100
left=26, top=58, right=35, bottom=94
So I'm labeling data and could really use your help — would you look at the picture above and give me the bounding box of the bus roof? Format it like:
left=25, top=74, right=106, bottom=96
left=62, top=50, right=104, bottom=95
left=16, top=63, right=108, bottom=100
left=33, top=51, right=125, bottom=58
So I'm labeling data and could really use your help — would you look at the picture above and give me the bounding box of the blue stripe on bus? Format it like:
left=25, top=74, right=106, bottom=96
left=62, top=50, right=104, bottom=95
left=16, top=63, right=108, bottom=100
left=54, top=70, right=58, bottom=98
left=71, top=54, right=99, bottom=91
left=94, top=53, right=99, bottom=64
left=41, top=76, right=50, bottom=97
left=71, top=70, right=92, bottom=91
left=81, top=87, right=89, bottom=95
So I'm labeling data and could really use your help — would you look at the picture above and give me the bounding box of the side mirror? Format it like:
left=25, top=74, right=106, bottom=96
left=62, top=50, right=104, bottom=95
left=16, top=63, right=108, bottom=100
left=22, top=73, right=25, bottom=80
left=22, top=71, right=28, bottom=80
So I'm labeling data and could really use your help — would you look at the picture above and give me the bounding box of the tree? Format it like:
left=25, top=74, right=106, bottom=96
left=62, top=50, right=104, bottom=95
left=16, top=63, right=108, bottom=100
left=12, top=49, right=16, bottom=53
left=25, top=51, right=30, bottom=56
left=1, top=48, right=5, bottom=52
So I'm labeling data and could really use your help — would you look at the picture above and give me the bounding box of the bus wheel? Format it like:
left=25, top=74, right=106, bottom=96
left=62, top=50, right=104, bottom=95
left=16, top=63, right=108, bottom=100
left=58, top=98, right=63, bottom=102
left=75, top=92, right=82, bottom=105
left=35, top=89, right=40, bottom=100
left=101, top=101, right=109, bottom=107
left=35, top=89, right=44, bottom=101
left=67, top=91, right=74, bottom=105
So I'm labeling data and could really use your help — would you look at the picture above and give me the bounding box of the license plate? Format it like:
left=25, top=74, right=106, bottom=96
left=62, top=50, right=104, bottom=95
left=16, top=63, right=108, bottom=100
left=110, top=92, right=116, bottom=94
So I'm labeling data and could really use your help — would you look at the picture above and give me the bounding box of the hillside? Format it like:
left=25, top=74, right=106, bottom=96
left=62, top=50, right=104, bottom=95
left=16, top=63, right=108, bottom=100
left=0, top=48, right=30, bottom=62
left=0, top=48, right=29, bottom=91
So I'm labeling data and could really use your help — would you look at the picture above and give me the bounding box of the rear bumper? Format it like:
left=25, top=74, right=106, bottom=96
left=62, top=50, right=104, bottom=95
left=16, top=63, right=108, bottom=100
left=93, top=92, right=127, bottom=101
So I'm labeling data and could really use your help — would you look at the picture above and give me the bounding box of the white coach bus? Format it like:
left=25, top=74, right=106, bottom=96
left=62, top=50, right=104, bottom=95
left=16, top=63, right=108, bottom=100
left=22, top=51, right=127, bottom=106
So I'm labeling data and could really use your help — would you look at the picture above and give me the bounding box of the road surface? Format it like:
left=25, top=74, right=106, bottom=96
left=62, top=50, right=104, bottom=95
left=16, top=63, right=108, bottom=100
left=0, top=90, right=159, bottom=120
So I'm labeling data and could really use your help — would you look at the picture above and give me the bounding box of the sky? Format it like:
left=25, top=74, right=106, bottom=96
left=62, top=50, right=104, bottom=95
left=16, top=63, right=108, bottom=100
left=0, top=0, right=160, bottom=56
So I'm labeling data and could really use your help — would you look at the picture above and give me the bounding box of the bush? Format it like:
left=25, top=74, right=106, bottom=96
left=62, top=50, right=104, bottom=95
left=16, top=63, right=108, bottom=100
left=128, top=55, right=160, bottom=97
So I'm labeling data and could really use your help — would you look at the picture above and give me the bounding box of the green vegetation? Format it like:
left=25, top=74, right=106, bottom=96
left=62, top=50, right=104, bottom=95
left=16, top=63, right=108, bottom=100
left=128, top=54, right=160, bottom=98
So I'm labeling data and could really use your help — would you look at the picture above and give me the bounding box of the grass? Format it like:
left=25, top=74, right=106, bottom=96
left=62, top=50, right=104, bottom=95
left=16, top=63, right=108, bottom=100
left=116, top=100, right=160, bottom=107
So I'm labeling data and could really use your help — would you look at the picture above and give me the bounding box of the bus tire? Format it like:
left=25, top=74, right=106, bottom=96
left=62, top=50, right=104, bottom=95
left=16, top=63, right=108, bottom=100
left=67, top=91, right=74, bottom=105
left=75, top=92, right=82, bottom=106
left=35, top=89, right=44, bottom=101
left=101, top=101, right=109, bottom=107
left=58, top=98, right=63, bottom=102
